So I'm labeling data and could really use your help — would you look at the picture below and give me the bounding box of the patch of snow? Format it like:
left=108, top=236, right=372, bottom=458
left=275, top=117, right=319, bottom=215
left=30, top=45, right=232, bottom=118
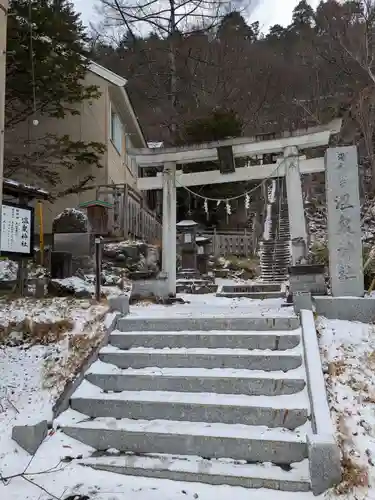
left=53, top=207, right=87, bottom=223
left=0, top=259, right=18, bottom=281
left=318, top=317, right=375, bottom=497
left=0, top=296, right=108, bottom=484
left=56, top=409, right=309, bottom=440
left=0, top=428, right=317, bottom=500
left=52, top=276, right=92, bottom=293
left=129, top=294, right=295, bottom=318
left=176, top=220, right=198, bottom=227
left=73, top=379, right=309, bottom=409
left=4, top=178, right=49, bottom=196
left=87, top=359, right=306, bottom=379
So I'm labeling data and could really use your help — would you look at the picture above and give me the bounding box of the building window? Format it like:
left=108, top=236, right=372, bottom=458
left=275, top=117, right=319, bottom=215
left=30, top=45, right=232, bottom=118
left=110, top=108, right=123, bottom=154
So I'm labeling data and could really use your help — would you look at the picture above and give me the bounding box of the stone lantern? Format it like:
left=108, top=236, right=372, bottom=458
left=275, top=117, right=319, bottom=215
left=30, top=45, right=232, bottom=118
left=176, top=219, right=198, bottom=271
left=196, top=236, right=211, bottom=275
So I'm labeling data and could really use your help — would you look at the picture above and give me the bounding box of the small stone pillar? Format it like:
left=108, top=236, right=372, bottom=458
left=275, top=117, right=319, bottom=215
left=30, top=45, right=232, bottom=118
left=177, top=220, right=198, bottom=271
left=52, top=208, right=94, bottom=275
left=196, top=236, right=211, bottom=275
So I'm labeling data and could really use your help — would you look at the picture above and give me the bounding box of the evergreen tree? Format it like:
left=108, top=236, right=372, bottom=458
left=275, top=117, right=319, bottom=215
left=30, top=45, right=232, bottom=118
left=292, top=0, right=315, bottom=26
left=5, top=0, right=105, bottom=194
left=217, top=12, right=258, bottom=42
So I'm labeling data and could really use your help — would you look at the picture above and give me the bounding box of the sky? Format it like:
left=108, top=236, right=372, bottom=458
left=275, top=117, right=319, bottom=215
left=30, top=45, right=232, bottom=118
left=73, top=0, right=321, bottom=35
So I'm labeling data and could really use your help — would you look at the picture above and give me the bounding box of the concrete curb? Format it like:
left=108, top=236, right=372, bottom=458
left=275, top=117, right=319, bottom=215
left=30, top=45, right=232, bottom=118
left=216, top=284, right=284, bottom=299
left=117, top=316, right=300, bottom=332
left=52, top=307, right=123, bottom=418
left=300, top=309, right=341, bottom=495
left=314, top=296, right=375, bottom=323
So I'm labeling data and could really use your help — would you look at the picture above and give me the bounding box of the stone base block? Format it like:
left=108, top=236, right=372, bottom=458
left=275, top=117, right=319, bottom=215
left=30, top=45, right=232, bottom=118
left=293, top=291, right=313, bottom=313
left=314, top=296, right=375, bottom=323
left=289, top=265, right=326, bottom=295
left=290, top=274, right=326, bottom=295
left=131, top=277, right=169, bottom=299
left=108, top=294, right=130, bottom=315
left=12, top=420, right=48, bottom=454
left=308, top=434, right=341, bottom=496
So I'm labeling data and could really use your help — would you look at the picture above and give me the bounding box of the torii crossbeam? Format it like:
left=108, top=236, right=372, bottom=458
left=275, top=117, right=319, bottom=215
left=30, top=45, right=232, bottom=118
left=129, top=119, right=342, bottom=295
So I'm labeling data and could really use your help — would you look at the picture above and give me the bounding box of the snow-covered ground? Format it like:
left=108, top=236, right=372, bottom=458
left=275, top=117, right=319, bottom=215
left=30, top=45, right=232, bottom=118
left=318, top=317, right=375, bottom=498
left=0, top=296, right=109, bottom=497
left=0, top=291, right=374, bottom=499
left=129, top=293, right=294, bottom=318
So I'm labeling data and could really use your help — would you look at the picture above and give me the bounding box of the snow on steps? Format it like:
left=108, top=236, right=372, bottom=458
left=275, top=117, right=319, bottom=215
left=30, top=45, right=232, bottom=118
left=79, top=454, right=311, bottom=492
left=58, top=314, right=311, bottom=492
left=98, top=345, right=302, bottom=371
left=70, top=380, right=309, bottom=429
left=59, top=410, right=309, bottom=464
left=116, top=316, right=299, bottom=332
left=86, top=361, right=306, bottom=396
left=109, top=329, right=301, bottom=350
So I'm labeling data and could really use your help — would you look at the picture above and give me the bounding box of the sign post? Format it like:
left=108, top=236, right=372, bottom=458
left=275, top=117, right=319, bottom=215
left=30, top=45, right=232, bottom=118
left=0, top=201, right=34, bottom=296
left=95, top=236, right=102, bottom=302
left=0, top=202, right=34, bottom=258
left=0, top=0, right=9, bottom=256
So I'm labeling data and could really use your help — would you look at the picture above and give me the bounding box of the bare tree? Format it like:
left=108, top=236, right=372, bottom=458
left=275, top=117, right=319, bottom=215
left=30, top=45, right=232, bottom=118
left=314, top=0, right=375, bottom=188
left=97, top=0, right=256, bottom=139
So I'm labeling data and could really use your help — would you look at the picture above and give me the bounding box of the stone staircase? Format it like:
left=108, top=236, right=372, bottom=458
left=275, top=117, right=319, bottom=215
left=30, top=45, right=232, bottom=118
left=260, top=179, right=291, bottom=282
left=58, top=314, right=313, bottom=493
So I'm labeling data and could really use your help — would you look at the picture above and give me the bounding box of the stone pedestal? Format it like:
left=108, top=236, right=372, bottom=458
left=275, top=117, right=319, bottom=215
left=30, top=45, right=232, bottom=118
left=325, top=146, right=364, bottom=297
left=196, top=236, right=211, bottom=275
left=50, top=251, right=73, bottom=279
left=52, top=209, right=94, bottom=275
left=289, top=264, right=326, bottom=295
left=177, top=220, right=198, bottom=272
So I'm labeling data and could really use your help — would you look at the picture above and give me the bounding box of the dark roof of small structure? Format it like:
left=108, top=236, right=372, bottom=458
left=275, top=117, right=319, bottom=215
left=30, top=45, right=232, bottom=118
left=196, top=236, right=211, bottom=244
left=3, top=179, right=51, bottom=201
left=79, top=200, right=113, bottom=209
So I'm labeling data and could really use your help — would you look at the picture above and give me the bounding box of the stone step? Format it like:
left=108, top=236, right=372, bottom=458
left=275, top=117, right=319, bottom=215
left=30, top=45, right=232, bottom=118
left=116, top=316, right=299, bottom=332
left=109, top=329, right=301, bottom=350
left=260, top=256, right=290, bottom=260
left=261, top=278, right=288, bottom=282
left=260, top=248, right=290, bottom=252
left=260, top=270, right=289, bottom=274
left=215, top=291, right=284, bottom=299
left=59, top=410, right=308, bottom=464
left=79, top=454, right=311, bottom=492
left=261, top=245, right=290, bottom=248
left=71, top=381, right=309, bottom=429
left=260, top=257, right=289, bottom=260
left=261, top=246, right=290, bottom=249
left=260, top=264, right=289, bottom=268
left=99, top=346, right=302, bottom=371
left=86, top=362, right=306, bottom=396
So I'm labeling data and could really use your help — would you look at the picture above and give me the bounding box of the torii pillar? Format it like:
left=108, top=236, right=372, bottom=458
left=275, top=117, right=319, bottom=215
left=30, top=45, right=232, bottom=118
left=284, top=146, right=308, bottom=265
left=162, top=162, right=177, bottom=295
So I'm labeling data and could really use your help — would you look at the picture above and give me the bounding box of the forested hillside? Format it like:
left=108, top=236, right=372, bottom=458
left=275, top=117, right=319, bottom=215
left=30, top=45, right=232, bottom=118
left=93, top=0, right=375, bottom=190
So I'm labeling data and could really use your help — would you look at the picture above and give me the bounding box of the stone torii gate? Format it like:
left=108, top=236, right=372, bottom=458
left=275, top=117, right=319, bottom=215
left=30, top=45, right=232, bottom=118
left=129, top=118, right=363, bottom=297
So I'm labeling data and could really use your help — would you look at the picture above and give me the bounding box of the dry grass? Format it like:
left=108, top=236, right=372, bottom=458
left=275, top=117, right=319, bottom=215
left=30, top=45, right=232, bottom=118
left=335, top=455, right=369, bottom=494
left=327, top=359, right=346, bottom=378
left=24, top=318, right=74, bottom=344
left=0, top=317, right=74, bottom=345
left=43, top=318, right=106, bottom=391
left=366, top=349, right=375, bottom=368
left=333, top=415, right=369, bottom=495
